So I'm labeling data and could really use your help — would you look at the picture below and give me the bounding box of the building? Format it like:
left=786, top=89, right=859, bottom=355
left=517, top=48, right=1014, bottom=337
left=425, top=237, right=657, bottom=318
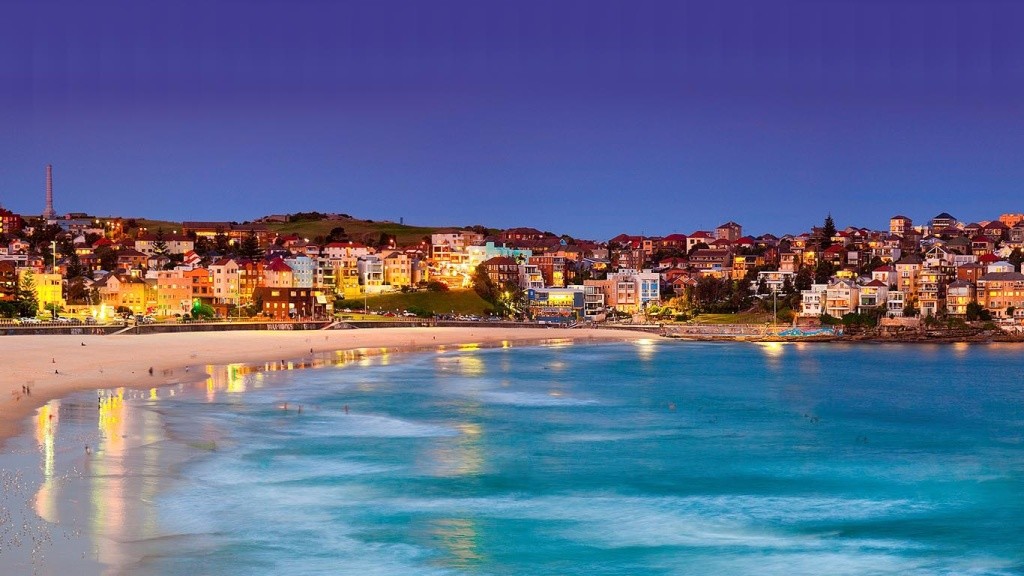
left=586, top=269, right=660, bottom=314
left=857, top=280, right=889, bottom=314
left=263, top=258, right=294, bottom=288
left=977, top=272, right=1024, bottom=318
left=25, top=271, right=65, bottom=315
left=181, top=222, right=272, bottom=244
left=382, top=251, right=414, bottom=288
left=930, top=212, right=958, bottom=230
left=527, top=254, right=566, bottom=287
left=823, top=279, right=859, bottom=317
left=799, top=283, right=827, bottom=316
left=519, top=263, right=545, bottom=291
left=689, top=249, right=732, bottom=277
left=526, top=286, right=585, bottom=324
left=871, top=265, right=897, bottom=287
left=917, top=268, right=948, bottom=317
left=357, top=255, right=385, bottom=293
left=945, top=280, right=975, bottom=318
left=95, top=274, right=147, bottom=315
left=894, top=255, right=923, bottom=297
left=154, top=269, right=193, bottom=316
left=731, top=254, right=764, bottom=281
left=889, top=215, right=913, bottom=237
left=500, top=227, right=548, bottom=242
left=184, top=268, right=214, bottom=305
left=134, top=232, right=195, bottom=255
left=253, top=286, right=323, bottom=320
left=284, top=255, right=315, bottom=288
left=0, top=208, right=23, bottom=235
left=755, top=270, right=796, bottom=293
left=716, top=222, right=743, bottom=241
left=480, top=256, right=520, bottom=286
left=686, top=231, right=715, bottom=253
left=0, top=261, right=17, bottom=301
left=998, top=213, right=1024, bottom=227
left=886, top=291, right=907, bottom=316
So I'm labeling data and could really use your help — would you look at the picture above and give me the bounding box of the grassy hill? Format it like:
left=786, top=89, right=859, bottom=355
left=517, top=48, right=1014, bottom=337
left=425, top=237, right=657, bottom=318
left=130, top=215, right=480, bottom=246
left=338, top=289, right=492, bottom=316
left=264, top=218, right=446, bottom=246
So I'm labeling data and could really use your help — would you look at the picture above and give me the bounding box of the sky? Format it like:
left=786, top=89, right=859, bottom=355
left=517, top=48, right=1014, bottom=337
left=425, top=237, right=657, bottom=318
left=2, top=0, right=1023, bottom=240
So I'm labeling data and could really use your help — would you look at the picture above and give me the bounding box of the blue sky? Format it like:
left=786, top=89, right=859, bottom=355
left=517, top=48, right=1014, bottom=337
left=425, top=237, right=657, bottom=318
left=2, top=0, right=1023, bottom=240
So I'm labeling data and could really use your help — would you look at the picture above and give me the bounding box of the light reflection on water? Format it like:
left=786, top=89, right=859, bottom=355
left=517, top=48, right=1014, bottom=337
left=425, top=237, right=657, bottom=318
left=9, top=340, right=1022, bottom=575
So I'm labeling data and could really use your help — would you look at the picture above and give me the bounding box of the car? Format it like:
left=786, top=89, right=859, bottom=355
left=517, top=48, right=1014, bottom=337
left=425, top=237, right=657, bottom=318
left=19, top=317, right=41, bottom=324
left=85, top=317, right=97, bottom=325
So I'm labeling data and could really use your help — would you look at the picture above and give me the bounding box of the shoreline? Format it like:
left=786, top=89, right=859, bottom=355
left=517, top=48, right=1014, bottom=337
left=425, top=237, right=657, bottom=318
left=0, top=327, right=654, bottom=574
left=0, top=327, right=654, bottom=445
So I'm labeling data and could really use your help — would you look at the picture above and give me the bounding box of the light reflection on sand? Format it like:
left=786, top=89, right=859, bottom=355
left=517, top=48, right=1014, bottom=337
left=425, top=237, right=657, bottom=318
left=11, top=337, right=607, bottom=574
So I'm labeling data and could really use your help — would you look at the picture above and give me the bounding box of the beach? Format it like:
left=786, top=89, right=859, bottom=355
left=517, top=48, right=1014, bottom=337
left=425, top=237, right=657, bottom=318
left=2, top=332, right=1023, bottom=574
left=0, top=327, right=650, bottom=444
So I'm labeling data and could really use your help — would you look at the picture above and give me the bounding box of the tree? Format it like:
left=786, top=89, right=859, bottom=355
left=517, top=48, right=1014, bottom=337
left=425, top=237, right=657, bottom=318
left=326, top=227, right=348, bottom=243
left=903, top=300, right=919, bottom=317
left=472, top=264, right=500, bottom=303
left=496, top=283, right=526, bottom=318
left=66, top=277, right=91, bottom=304
left=687, top=242, right=710, bottom=257
left=781, top=275, right=795, bottom=296
left=95, top=245, right=118, bottom=271
left=377, top=233, right=396, bottom=249
left=44, top=302, right=64, bottom=318
left=194, top=236, right=214, bottom=257
left=966, top=302, right=991, bottom=321
left=794, top=267, right=813, bottom=291
left=16, top=271, right=38, bottom=317
left=191, top=302, right=216, bottom=320
left=1008, top=248, right=1024, bottom=270
left=814, top=261, right=835, bottom=285
left=152, top=228, right=170, bottom=257
left=821, top=214, right=836, bottom=249
left=238, top=230, right=263, bottom=261
left=213, top=227, right=230, bottom=253
left=756, top=276, right=769, bottom=295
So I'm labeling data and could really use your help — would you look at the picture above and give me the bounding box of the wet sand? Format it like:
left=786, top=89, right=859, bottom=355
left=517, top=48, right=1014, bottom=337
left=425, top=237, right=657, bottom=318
left=1, top=327, right=652, bottom=445
left=0, top=327, right=655, bottom=574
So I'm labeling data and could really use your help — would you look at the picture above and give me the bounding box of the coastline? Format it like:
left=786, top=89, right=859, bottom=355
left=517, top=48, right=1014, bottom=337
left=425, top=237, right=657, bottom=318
left=0, top=327, right=653, bottom=445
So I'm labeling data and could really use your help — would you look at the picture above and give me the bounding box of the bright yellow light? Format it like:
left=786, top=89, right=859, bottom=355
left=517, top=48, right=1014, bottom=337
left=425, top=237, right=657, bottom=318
left=757, top=341, right=785, bottom=356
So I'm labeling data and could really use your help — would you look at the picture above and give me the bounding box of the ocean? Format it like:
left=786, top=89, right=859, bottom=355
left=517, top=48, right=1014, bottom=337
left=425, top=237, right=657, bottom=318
left=4, top=340, right=1024, bottom=575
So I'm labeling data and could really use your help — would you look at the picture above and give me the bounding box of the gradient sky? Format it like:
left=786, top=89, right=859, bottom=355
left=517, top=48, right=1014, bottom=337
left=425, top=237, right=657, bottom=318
left=2, top=0, right=1023, bottom=240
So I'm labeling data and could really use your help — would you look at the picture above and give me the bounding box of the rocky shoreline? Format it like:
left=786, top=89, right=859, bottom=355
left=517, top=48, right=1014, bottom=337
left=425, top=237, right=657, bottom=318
left=665, top=326, right=1024, bottom=344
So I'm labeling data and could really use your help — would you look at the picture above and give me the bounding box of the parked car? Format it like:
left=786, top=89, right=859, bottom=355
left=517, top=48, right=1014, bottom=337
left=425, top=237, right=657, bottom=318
left=19, top=317, right=41, bottom=324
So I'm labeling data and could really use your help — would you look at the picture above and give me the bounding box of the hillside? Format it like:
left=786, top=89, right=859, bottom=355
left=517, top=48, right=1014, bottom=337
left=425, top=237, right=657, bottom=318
left=131, top=215, right=494, bottom=246
left=339, top=289, right=492, bottom=316
left=264, top=218, right=446, bottom=246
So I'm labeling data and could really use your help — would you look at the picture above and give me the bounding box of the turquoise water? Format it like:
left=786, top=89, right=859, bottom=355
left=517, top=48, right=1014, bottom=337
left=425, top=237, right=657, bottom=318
left=8, top=341, right=1024, bottom=574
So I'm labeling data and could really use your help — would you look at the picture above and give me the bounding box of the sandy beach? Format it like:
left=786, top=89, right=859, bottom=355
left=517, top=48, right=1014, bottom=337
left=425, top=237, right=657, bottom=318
left=0, top=327, right=652, bottom=444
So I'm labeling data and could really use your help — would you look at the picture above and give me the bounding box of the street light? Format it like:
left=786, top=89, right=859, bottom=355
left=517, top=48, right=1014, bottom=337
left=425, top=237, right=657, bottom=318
left=50, top=240, right=57, bottom=274
left=773, top=287, right=778, bottom=333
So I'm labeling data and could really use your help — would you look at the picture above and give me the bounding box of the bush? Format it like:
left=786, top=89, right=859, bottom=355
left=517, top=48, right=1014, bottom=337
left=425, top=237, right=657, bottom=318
left=426, top=281, right=449, bottom=292
left=406, top=305, right=433, bottom=318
